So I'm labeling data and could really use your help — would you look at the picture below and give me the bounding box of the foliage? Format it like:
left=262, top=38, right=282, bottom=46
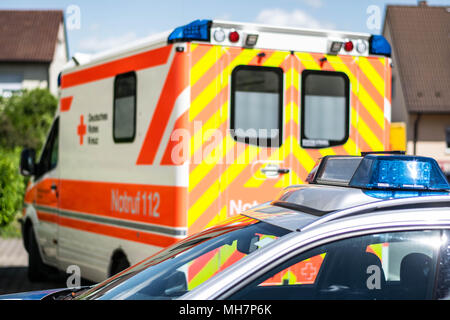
left=0, top=89, right=57, bottom=230
left=0, top=148, right=25, bottom=227
left=0, top=88, right=57, bottom=151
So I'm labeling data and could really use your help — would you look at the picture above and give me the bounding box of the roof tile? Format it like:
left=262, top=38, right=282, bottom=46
left=384, top=5, right=450, bottom=113
left=0, top=10, right=63, bottom=63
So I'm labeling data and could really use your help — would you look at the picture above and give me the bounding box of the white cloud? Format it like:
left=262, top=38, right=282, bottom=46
left=255, top=8, right=334, bottom=30
left=302, top=0, right=324, bottom=9
left=78, top=32, right=139, bottom=53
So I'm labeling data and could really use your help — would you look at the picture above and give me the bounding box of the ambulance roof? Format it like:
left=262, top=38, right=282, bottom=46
left=61, top=19, right=390, bottom=74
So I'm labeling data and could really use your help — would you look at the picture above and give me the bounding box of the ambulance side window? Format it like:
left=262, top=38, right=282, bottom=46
left=300, top=70, right=349, bottom=148
left=230, top=66, right=283, bottom=147
left=113, top=72, right=136, bottom=143
left=35, top=117, right=59, bottom=179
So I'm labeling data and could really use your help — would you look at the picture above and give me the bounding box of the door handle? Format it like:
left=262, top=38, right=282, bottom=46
left=51, top=184, right=59, bottom=197
left=261, top=165, right=290, bottom=177
left=277, top=168, right=290, bottom=174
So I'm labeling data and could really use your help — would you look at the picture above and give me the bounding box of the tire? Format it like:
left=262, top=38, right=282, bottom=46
left=27, top=227, right=47, bottom=282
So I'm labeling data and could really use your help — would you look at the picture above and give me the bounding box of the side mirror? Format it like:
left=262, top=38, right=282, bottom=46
left=237, top=235, right=260, bottom=255
left=20, top=148, right=36, bottom=176
left=164, top=270, right=187, bottom=297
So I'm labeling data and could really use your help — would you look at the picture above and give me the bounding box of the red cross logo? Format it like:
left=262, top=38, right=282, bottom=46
left=301, top=262, right=317, bottom=281
left=77, top=115, right=87, bottom=145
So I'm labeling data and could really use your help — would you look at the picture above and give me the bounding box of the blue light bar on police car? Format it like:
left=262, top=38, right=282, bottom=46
left=369, top=35, right=391, bottom=57
left=168, top=20, right=212, bottom=43
left=349, top=155, right=450, bottom=191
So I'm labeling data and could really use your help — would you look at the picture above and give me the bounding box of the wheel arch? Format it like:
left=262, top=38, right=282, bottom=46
left=108, top=248, right=131, bottom=277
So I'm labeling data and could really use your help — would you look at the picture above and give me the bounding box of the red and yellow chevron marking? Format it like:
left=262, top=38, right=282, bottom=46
left=187, top=241, right=246, bottom=290
left=172, top=45, right=391, bottom=283
left=186, top=46, right=291, bottom=234
left=182, top=45, right=390, bottom=235
left=366, top=243, right=389, bottom=263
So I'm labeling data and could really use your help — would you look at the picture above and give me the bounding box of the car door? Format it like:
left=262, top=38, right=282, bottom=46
left=225, top=229, right=446, bottom=300
left=33, top=117, right=60, bottom=265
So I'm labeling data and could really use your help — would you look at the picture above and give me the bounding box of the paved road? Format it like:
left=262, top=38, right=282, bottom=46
left=0, top=238, right=70, bottom=295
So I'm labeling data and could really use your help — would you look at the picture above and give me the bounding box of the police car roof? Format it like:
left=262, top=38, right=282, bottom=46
left=242, top=153, right=450, bottom=232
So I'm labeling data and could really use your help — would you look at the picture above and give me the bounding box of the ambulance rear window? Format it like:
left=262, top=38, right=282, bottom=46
left=300, top=70, right=350, bottom=148
left=230, top=66, right=283, bottom=147
left=113, top=72, right=136, bottom=143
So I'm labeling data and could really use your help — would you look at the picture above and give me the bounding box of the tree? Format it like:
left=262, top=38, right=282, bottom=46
left=0, top=88, right=57, bottom=151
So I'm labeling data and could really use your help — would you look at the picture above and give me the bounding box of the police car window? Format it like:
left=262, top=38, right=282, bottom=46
left=435, top=229, right=450, bottom=299
left=227, top=230, right=440, bottom=300
left=259, top=253, right=326, bottom=287
left=301, top=70, right=349, bottom=148
left=113, top=72, right=136, bottom=143
left=230, top=66, right=283, bottom=147
left=78, top=221, right=290, bottom=300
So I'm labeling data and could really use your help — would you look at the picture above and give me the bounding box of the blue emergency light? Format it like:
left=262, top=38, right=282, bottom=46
left=168, top=20, right=212, bottom=43
left=349, top=155, right=450, bottom=191
left=309, top=154, right=450, bottom=200
left=369, top=35, right=391, bottom=57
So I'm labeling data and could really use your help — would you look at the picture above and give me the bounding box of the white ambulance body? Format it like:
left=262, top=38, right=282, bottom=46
left=21, top=20, right=392, bottom=282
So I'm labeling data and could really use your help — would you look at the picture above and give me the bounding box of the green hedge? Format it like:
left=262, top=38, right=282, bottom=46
left=0, top=89, right=57, bottom=228
left=0, top=148, right=24, bottom=226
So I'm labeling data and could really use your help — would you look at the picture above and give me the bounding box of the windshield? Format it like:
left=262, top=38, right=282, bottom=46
left=78, top=216, right=290, bottom=300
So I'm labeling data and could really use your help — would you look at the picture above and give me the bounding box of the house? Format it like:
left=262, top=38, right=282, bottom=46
left=0, top=10, right=68, bottom=97
left=383, top=1, right=450, bottom=178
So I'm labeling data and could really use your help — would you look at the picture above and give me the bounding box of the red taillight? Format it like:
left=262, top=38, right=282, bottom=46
left=229, top=31, right=240, bottom=43
left=344, top=41, right=354, bottom=52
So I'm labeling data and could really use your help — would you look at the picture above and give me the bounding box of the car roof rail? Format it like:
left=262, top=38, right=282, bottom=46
left=299, top=195, right=450, bottom=231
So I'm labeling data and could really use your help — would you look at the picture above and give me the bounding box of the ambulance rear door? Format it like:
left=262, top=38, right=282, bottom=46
left=294, top=52, right=358, bottom=160
left=294, top=52, right=388, bottom=158
left=221, top=48, right=296, bottom=220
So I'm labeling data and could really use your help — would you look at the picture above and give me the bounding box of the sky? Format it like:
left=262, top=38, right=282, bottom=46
left=1, top=0, right=449, bottom=56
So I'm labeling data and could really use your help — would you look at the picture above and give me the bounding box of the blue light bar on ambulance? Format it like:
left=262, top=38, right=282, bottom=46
left=168, top=20, right=212, bottom=43
left=349, top=155, right=450, bottom=191
left=369, top=35, right=391, bottom=57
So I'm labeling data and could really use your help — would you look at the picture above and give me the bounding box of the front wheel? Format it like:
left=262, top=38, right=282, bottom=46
left=27, top=227, right=47, bottom=282
left=109, top=254, right=130, bottom=277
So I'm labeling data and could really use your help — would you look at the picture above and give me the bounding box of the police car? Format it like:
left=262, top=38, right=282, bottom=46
left=3, top=153, right=450, bottom=300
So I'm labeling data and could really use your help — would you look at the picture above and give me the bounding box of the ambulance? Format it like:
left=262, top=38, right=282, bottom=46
left=19, top=19, right=393, bottom=283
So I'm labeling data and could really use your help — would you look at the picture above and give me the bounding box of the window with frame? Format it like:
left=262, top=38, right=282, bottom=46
left=227, top=230, right=441, bottom=300
left=230, top=66, right=283, bottom=147
left=301, top=70, right=350, bottom=148
left=113, top=72, right=136, bottom=143
left=0, top=73, right=23, bottom=97
left=35, top=117, right=59, bottom=179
